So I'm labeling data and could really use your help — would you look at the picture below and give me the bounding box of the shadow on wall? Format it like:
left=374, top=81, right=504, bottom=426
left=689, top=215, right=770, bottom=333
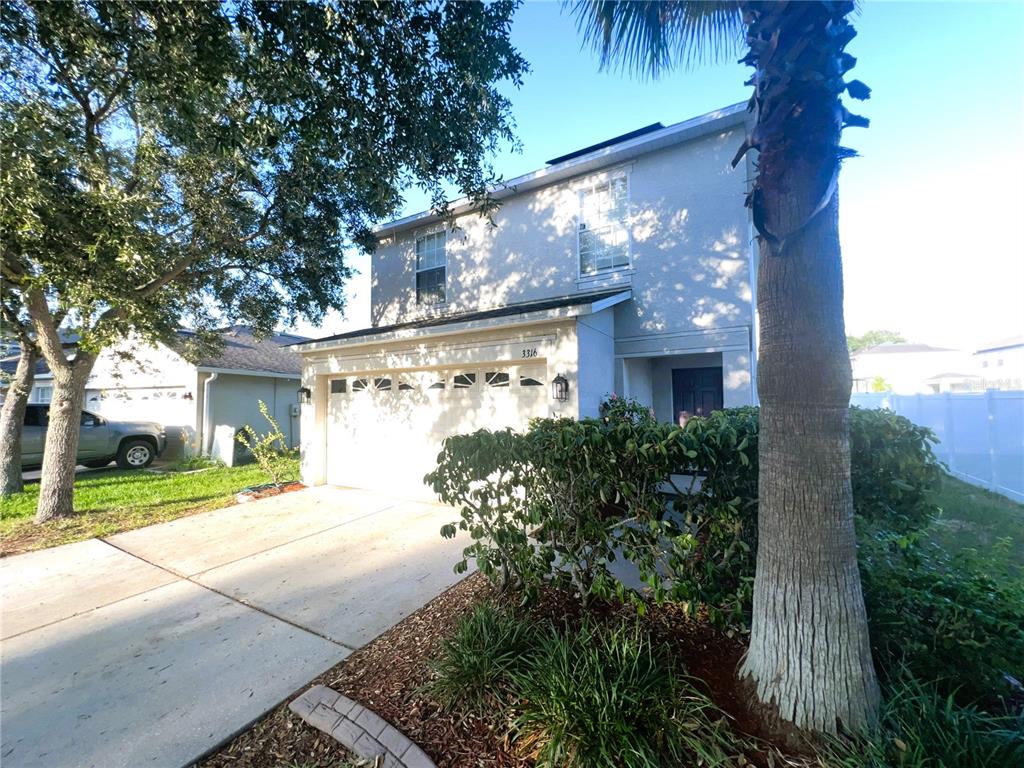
left=370, top=127, right=752, bottom=337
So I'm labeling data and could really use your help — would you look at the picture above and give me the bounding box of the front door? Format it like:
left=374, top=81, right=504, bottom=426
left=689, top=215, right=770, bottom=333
left=671, top=367, right=723, bottom=423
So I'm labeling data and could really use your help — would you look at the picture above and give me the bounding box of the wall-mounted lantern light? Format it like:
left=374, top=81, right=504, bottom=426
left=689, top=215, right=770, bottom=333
left=551, top=374, right=569, bottom=402
left=297, top=386, right=312, bottom=404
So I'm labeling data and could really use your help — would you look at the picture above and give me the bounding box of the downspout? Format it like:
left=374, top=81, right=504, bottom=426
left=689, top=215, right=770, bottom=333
left=202, top=372, right=219, bottom=455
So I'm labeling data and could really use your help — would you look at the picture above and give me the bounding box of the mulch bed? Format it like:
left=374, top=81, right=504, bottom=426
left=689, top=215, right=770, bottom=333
left=237, top=481, right=305, bottom=502
left=200, top=573, right=807, bottom=768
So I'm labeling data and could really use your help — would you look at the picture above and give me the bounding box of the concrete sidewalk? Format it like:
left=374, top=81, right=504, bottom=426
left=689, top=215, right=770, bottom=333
left=0, top=486, right=465, bottom=768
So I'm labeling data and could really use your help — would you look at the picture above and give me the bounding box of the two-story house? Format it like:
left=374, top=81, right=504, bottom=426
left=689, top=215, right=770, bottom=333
left=294, top=103, right=757, bottom=497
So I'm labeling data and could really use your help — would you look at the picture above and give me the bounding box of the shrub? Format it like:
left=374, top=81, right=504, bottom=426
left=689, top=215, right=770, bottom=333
left=508, top=620, right=743, bottom=767
left=661, top=407, right=759, bottom=630
left=859, top=532, right=1024, bottom=707
left=429, top=404, right=944, bottom=629
left=525, top=415, right=677, bottom=605
left=235, top=400, right=298, bottom=488
left=825, top=669, right=1024, bottom=768
left=430, top=428, right=545, bottom=592
left=661, top=406, right=941, bottom=630
left=429, top=414, right=680, bottom=606
left=848, top=406, right=943, bottom=531
left=424, top=603, right=538, bottom=714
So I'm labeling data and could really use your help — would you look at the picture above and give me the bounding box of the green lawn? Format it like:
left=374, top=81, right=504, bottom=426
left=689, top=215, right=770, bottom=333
left=0, top=460, right=297, bottom=556
left=926, top=474, right=1024, bottom=578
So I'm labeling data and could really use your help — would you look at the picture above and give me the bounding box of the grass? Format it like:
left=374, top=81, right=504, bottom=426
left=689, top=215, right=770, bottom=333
left=926, top=474, right=1024, bottom=577
left=0, top=458, right=298, bottom=556
left=824, top=668, right=1024, bottom=768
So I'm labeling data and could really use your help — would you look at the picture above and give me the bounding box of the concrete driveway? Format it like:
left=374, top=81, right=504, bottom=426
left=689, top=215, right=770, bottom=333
left=0, top=486, right=466, bottom=768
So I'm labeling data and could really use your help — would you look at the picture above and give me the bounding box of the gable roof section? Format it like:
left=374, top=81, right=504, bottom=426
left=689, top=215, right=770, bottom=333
left=178, top=326, right=307, bottom=375
left=293, top=289, right=630, bottom=352
left=374, top=103, right=748, bottom=239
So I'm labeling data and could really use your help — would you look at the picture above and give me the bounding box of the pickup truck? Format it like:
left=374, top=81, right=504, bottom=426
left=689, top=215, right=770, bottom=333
left=21, top=404, right=167, bottom=470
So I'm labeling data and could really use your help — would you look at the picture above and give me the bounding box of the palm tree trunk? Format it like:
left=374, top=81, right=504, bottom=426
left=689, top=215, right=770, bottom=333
left=34, top=353, right=96, bottom=523
left=740, top=192, right=879, bottom=733
left=0, top=345, right=37, bottom=496
left=736, top=1, right=879, bottom=735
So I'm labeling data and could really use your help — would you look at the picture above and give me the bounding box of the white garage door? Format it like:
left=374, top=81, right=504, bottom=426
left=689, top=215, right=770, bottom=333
left=325, top=364, right=548, bottom=498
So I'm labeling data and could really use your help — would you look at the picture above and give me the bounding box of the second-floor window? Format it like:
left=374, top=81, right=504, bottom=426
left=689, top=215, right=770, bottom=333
left=578, top=176, right=629, bottom=276
left=415, top=231, right=446, bottom=305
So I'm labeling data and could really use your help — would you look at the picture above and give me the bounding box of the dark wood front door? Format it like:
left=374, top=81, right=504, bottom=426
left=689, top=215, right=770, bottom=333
left=672, top=367, right=724, bottom=422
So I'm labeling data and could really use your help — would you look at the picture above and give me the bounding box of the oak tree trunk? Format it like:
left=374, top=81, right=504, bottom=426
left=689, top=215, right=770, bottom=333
left=34, top=354, right=96, bottom=523
left=735, top=1, right=879, bottom=735
left=0, top=345, right=37, bottom=496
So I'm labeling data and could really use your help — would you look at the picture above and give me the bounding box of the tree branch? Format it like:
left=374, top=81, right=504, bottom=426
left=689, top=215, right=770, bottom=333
left=25, top=288, right=71, bottom=374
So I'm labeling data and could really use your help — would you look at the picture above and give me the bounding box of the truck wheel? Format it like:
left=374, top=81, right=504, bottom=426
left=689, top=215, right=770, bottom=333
left=116, top=439, right=155, bottom=469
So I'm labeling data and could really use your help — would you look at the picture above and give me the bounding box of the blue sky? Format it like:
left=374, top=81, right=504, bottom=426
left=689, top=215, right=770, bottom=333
left=318, top=1, right=1024, bottom=351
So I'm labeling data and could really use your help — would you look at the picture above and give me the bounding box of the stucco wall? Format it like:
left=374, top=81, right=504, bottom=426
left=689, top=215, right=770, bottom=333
left=203, top=373, right=300, bottom=463
left=576, top=309, right=616, bottom=418
left=370, top=125, right=752, bottom=346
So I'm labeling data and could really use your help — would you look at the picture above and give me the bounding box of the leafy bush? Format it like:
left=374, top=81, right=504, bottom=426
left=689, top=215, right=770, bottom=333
left=429, top=413, right=681, bottom=607
left=524, top=415, right=677, bottom=605
left=508, top=620, right=742, bottom=768
left=825, top=669, right=1024, bottom=768
left=597, top=392, right=656, bottom=426
left=235, top=400, right=298, bottom=488
left=429, top=404, right=944, bottom=629
left=859, top=532, right=1024, bottom=706
left=662, top=406, right=941, bottom=630
left=431, top=428, right=545, bottom=592
left=424, top=603, right=538, bottom=714
left=848, top=406, right=944, bottom=531
left=661, top=407, right=759, bottom=630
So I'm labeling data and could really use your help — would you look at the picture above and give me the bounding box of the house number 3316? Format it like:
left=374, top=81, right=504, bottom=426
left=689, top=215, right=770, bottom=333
left=521, top=348, right=538, bottom=359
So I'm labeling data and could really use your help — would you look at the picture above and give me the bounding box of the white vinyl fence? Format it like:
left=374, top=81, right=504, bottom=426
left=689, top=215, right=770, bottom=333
left=850, top=391, right=1024, bottom=503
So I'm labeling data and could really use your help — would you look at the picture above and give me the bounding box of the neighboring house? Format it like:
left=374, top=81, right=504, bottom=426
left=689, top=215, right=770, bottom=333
left=294, top=104, right=758, bottom=498
left=974, top=335, right=1024, bottom=390
left=19, top=326, right=305, bottom=462
left=850, top=342, right=980, bottom=394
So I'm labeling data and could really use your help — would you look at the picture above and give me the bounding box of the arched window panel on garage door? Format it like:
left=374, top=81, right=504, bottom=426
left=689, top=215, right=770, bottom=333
left=453, top=372, right=477, bottom=389
left=519, top=365, right=545, bottom=387
left=426, top=372, right=446, bottom=390
left=374, top=376, right=392, bottom=391
left=485, top=371, right=510, bottom=388
left=352, top=377, right=369, bottom=392
left=396, top=375, right=415, bottom=391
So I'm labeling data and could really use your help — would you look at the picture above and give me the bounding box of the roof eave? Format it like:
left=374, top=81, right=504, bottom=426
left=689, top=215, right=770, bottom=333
left=294, top=290, right=632, bottom=356
left=196, top=366, right=301, bottom=379
left=373, top=103, right=748, bottom=239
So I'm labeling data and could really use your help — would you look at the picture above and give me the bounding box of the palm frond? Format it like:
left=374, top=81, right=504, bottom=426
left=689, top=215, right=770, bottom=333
left=568, top=1, right=744, bottom=79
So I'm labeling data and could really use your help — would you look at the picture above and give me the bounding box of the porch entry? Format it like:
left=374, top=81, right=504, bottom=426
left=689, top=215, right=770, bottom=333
left=671, top=366, right=723, bottom=422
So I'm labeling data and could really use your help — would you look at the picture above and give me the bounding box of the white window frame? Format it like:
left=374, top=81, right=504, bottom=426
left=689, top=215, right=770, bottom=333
left=576, top=171, right=632, bottom=280
left=414, top=228, right=447, bottom=306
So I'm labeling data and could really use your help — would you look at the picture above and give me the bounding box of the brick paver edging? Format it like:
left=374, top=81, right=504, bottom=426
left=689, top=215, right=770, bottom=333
left=289, top=684, right=437, bottom=768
